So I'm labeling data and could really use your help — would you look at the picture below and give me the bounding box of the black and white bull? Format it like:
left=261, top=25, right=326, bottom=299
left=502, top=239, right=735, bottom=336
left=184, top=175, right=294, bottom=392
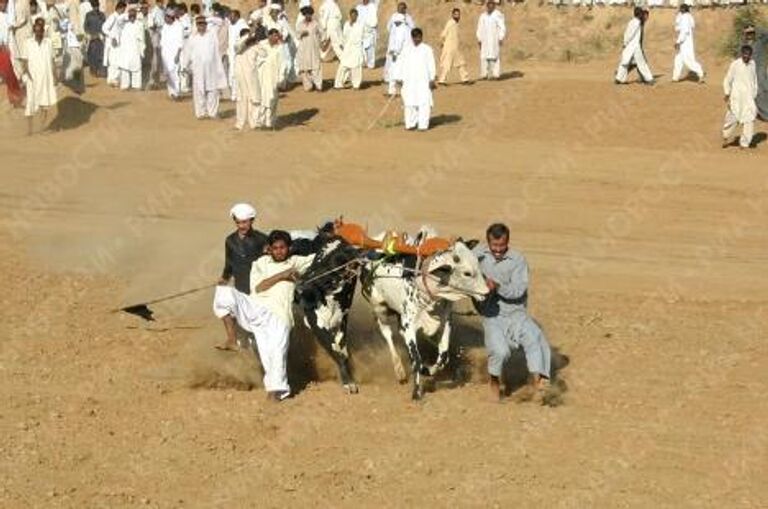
left=361, top=241, right=489, bottom=400
left=292, top=230, right=362, bottom=394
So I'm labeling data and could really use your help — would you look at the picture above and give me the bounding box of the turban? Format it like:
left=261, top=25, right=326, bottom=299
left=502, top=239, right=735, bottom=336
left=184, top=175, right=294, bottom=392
left=269, top=4, right=282, bottom=11
left=230, top=203, right=257, bottom=221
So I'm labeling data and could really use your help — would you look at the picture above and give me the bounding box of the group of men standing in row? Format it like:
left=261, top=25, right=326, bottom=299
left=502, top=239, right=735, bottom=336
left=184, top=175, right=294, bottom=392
left=1, top=0, right=511, bottom=133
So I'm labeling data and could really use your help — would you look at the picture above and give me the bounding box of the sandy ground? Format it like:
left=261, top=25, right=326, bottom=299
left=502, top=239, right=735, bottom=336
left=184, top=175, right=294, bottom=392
left=1, top=3, right=768, bottom=507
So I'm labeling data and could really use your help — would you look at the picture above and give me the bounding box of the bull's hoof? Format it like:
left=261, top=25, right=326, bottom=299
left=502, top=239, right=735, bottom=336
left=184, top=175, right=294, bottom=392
left=343, top=383, right=359, bottom=394
left=411, top=385, right=424, bottom=401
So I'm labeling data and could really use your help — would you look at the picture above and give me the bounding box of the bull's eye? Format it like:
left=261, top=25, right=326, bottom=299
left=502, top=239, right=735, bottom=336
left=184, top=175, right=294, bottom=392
left=453, top=255, right=460, bottom=264
left=463, top=271, right=473, bottom=278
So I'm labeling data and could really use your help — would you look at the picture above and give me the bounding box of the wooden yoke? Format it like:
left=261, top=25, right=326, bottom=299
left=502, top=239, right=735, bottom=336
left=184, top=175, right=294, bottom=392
left=334, top=221, right=452, bottom=256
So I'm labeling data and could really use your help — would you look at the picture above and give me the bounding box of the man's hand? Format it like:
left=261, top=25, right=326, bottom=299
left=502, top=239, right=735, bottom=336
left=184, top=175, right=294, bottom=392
left=674, top=43, right=679, bottom=50
left=485, top=277, right=497, bottom=292
left=724, top=95, right=730, bottom=104
left=217, top=276, right=230, bottom=285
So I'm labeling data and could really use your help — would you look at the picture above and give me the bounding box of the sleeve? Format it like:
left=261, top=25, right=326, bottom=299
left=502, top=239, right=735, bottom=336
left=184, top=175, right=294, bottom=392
left=752, top=64, right=758, bottom=99
left=495, top=255, right=529, bottom=301
left=723, top=62, right=733, bottom=96
left=675, top=18, right=687, bottom=45
left=249, top=258, right=268, bottom=292
left=427, top=46, right=436, bottom=81
left=221, top=239, right=233, bottom=279
left=497, top=13, right=506, bottom=41
left=440, top=20, right=450, bottom=42
left=291, top=254, right=316, bottom=275
left=476, top=16, right=483, bottom=42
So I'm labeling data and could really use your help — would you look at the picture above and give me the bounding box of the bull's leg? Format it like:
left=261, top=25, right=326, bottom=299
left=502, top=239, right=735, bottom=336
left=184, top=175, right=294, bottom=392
left=428, top=319, right=452, bottom=376
left=374, top=315, right=408, bottom=383
left=403, top=328, right=424, bottom=400
left=307, top=311, right=358, bottom=394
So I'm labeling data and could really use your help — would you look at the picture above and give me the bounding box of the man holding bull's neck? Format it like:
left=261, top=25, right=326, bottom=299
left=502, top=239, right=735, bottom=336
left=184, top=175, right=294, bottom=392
left=474, top=223, right=552, bottom=403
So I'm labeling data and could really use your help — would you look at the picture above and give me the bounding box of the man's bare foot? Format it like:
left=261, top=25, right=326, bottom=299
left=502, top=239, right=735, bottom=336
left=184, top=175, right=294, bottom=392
left=214, top=341, right=239, bottom=352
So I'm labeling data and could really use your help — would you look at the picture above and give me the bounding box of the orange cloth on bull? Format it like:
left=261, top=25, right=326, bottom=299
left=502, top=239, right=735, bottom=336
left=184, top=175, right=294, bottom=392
left=334, top=222, right=451, bottom=256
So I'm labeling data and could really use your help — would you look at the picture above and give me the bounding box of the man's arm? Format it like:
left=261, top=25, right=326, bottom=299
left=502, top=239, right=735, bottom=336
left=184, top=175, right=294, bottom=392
left=220, top=239, right=233, bottom=283
left=255, top=268, right=297, bottom=293
left=494, top=255, right=529, bottom=301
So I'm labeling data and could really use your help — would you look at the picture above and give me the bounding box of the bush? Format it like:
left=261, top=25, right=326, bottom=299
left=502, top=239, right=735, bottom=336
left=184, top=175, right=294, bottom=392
left=721, top=6, right=767, bottom=57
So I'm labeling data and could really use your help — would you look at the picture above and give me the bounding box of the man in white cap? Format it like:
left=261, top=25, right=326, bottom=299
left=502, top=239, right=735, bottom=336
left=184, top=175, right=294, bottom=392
left=318, top=0, right=342, bottom=61
left=160, top=7, right=183, bottom=99
left=219, top=203, right=268, bottom=295
left=116, top=6, right=145, bottom=90
left=355, top=0, right=377, bottom=69
left=213, top=229, right=315, bottom=401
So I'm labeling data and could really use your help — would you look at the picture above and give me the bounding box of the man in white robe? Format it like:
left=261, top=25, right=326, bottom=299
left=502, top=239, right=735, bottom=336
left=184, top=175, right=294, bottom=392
left=318, top=0, right=341, bottom=61
left=146, top=0, right=165, bottom=89
left=476, top=0, right=505, bottom=80
left=21, top=19, right=56, bottom=133
left=101, top=0, right=125, bottom=86
left=233, top=29, right=261, bottom=130
left=183, top=15, right=226, bottom=118
left=117, top=7, right=144, bottom=89
left=355, top=0, right=376, bottom=69
left=722, top=45, right=758, bottom=149
left=295, top=6, right=323, bottom=91
left=614, top=7, right=653, bottom=85
left=159, top=8, right=182, bottom=98
left=255, top=28, right=282, bottom=128
left=672, top=4, right=704, bottom=83
left=226, top=9, right=247, bottom=99
left=399, top=27, right=435, bottom=131
left=213, top=229, right=315, bottom=401
left=334, top=7, right=363, bottom=89
left=10, top=0, right=32, bottom=75
left=384, top=12, right=407, bottom=96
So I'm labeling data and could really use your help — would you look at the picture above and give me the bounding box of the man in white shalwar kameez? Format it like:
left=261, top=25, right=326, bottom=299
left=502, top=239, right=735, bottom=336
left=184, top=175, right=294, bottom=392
left=722, top=45, right=758, bottom=149
left=226, top=9, right=247, bottom=100
left=476, top=0, right=505, bottom=80
left=356, top=0, right=376, bottom=69
left=10, top=0, right=32, bottom=75
left=184, top=15, right=226, bottom=119
left=256, top=27, right=282, bottom=128
left=160, top=8, right=183, bottom=98
left=614, top=7, right=654, bottom=85
left=672, top=4, right=704, bottom=83
left=295, top=6, right=323, bottom=91
left=213, top=229, right=315, bottom=401
left=101, top=0, right=125, bottom=86
left=21, top=19, right=56, bottom=133
left=318, top=0, right=341, bottom=61
left=233, top=28, right=261, bottom=130
left=334, top=7, right=363, bottom=89
left=116, top=7, right=144, bottom=89
left=399, top=27, right=435, bottom=131
left=384, top=12, right=407, bottom=96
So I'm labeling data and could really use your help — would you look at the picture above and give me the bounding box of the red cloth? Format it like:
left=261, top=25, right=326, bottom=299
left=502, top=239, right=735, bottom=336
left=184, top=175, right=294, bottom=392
left=0, top=46, right=23, bottom=107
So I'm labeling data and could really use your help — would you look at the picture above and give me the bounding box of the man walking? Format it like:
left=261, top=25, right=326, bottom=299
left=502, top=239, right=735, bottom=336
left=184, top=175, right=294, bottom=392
left=722, top=45, right=758, bottom=149
left=672, top=4, right=704, bottom=83
left=614, top=7, right=653, bottom=85
left=476, top=0, right=505, bottom=80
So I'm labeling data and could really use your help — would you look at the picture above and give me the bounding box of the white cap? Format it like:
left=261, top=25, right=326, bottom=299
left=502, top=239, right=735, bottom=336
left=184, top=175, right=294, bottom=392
left=230, top=203, right=257, bottom=220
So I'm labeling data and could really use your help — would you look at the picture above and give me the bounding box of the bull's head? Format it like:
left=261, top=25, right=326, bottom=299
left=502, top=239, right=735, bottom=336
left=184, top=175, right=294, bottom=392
left=422, top=241, right=489, bottom=302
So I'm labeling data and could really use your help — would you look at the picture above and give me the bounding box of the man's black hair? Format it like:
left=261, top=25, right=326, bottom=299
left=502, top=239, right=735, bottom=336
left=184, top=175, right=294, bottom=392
left=116, top=1, right=127, bottom=9
left=452, top=7, right=460, bottom=13
left=486, top=223, right=510, bottom=240
left=633, top=6, right=643, bottom=17
left=268, top=230, right=292, bottom=246
left=411, top=27, right=423, bottom=38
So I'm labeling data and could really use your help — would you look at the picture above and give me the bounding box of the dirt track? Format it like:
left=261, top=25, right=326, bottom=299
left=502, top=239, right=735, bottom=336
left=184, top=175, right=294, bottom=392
left=2, top=2, right=768, bottom=507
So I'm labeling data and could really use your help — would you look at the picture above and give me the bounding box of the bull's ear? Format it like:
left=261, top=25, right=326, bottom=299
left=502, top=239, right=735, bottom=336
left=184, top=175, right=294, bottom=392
left=464, top=239, right=480, bottom=250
